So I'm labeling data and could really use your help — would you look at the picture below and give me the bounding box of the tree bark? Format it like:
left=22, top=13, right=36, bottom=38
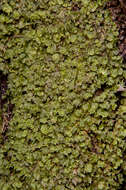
left=119, top=0, right=126, bottom=13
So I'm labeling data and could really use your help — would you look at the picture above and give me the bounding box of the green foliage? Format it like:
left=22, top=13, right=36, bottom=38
left=0, top=0, right=126, bottom=189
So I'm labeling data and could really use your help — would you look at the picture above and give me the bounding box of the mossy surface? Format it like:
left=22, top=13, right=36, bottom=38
left=0, top=0, right=126, bottom=189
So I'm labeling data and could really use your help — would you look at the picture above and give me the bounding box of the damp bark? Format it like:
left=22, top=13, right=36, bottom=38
left=107, top=0, right=126, bottom=189
left=107, top=0, right=126, bottom=61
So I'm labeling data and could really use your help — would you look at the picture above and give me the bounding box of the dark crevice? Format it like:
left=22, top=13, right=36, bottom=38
left=94, top=84, right=107, bottom=97
left=114, top=91, right=122, bottom=112
left=71, top=1, right=82, bottom=11
left=0, top=71, right=14, bottom=145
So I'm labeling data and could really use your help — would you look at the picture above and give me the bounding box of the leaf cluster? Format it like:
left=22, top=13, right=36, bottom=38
left=0, top=0, right=126, bottom=190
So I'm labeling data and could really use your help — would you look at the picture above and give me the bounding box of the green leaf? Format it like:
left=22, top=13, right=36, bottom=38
left=2, top=4, right=12, bottom=14
left=52, top=54, right=60, bottom=62
left=85, top=163, right=92, bottom=173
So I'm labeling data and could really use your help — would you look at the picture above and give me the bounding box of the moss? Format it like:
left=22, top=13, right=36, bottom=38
left=0, top=0, right=126, bottom=189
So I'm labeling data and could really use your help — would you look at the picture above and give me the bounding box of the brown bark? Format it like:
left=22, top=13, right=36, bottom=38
left=119, top=0, right=126, bottom=12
